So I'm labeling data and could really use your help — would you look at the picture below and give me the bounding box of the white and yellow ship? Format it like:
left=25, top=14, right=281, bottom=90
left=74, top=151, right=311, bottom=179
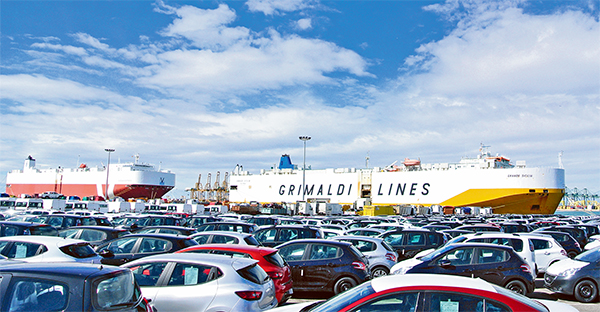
left=229, top=145, right=565, bottom=214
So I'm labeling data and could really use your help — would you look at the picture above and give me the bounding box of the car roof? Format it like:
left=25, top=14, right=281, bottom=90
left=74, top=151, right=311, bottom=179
left=0, top=221, right=50, bottom=227
left=0, top=235, right=87, bottom=246
left=330, top=235, right=384, bottom=243
left=371, top=274, right=498, bottom=293
left=125, top=252, right=259, bottom=270
left=0, top=262, right=126, bottom=277
left=180, top=244, right=278, bottom=254
left=190, top=230, right=251, bottom=237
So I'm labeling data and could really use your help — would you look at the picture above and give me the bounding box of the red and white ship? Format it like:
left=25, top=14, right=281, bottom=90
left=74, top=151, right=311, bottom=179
left=5, top=155, right=175, bottom=200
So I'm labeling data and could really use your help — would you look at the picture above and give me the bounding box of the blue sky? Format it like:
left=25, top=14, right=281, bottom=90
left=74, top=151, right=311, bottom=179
left=1, top=0, right=599, bottom=199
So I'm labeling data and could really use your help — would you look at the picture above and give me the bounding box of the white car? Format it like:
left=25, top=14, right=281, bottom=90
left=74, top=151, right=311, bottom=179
left=122, top=253, right=278, bottom=312
left=584, top=234, right=600, bottom=250
left=0, top=236, right=103, bottom=263
left=520, top=233, right=568, bottom=275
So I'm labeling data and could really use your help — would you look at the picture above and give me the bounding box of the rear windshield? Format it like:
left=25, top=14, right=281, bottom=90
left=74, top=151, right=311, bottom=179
left=244, top=236, right=261, bottom=246
left=60, top=243, right=98, bottom=259
left=264, top=251, right=286, bottom=267
left=30, top=226, right=59, bottom=236
left=237, top=263, right=270, bottom=285
left=94, top=270, right=141, bottom=310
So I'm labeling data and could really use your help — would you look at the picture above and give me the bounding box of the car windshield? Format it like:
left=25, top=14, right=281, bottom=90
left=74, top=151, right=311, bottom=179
left=29, top=226, right=59, bottom=236
left=237, top=263, right=270, bottom=285
left=94, top=270, right=140, bottom=309
left=309, top=281, right=376, bottom=312
left=60, top=243, right=98, bottom=259
left=264, top=251, right=286, bottom=267
left=575, top=248, right=600, bottom=262
left=491, top=285, right=548, bottom=312
left=420, top=244, right=455, bottom=261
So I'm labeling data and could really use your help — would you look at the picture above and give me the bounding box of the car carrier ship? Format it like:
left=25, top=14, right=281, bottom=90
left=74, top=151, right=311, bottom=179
left=229, top=145, right=565, bottom=214
left=5, top=155, right=175, bottom=200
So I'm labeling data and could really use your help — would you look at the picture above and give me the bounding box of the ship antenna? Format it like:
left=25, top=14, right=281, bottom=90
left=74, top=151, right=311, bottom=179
left=558, top=151, right=564, bottom=169
left=366, top=152, right=370, bottom=168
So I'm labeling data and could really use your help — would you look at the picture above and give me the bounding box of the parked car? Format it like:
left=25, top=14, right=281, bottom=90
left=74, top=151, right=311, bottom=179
left=0, top=221, right=58, bottom=236
left=95, top=233, right=198, bottom=265
left=116, top=215, right=184, bottom=231
left=44, top=214, right=97, bottom=230
left=190, top=230, right=262, bottom=246
left=40, top=191, right=63, bottom=199
left=545, top=246, right=600, bottom=303
left=0, top=236, right=104, bottom=263
left=196, top=221, right=259, bottom=234
left=0, top=262, right=154, bottom=312
left=533, top=230, right=582, bottom=258
left=344, top=227, right=386, bottom=237
left=276, top=239, right=370, bottom=295
left=536, top=225, right=588, bottom=248
left=133, top=225, right=197, bottom=236
left=391, top=243, right=536, bottom=295
left=176, top=244, right=293, bottom=304
left=267, top=273, right=577, bottom=312
left=253, top=225, right=324, bottom=247
left=520, top=233, right=569, bottom=275
left=6, top=214, right=46, bottom=223
left=121, top=253, right=278, bottom=312
left=59, top=225, right=131, bottom=246
left=186, top=215, right=222, bottom=228
left=330, top=235, right=398, bottom=278
left=378, top=228, right=447, bottom=261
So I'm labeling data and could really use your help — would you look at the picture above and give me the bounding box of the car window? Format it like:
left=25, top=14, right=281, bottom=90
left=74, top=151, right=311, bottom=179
left=3, top=225, right=20, bottom=236
left=212, top=235, right=238, bottom=244
left=210, top=250, right=253, bottom=259
left=129, top=262, right=169, bottom=286
left=531, top=239, right=551, bottom=250
left=425, top=291, right=511, bottom=312
left=6, top=242, right=47, bottom=259
left=407, top=233, right=425, bottom=246
left=193, top=235, right=210, bottom=244
left=309, top=244, right=340, bottom=260
left=168, top=263, right=214, bottom=286
left=342, top=239, right=375, bottom=252
left=80, top=229, right=107, bottom=242
left=103, top=237, right=138, bottom=254
left=256, top=229, right=278, bottom=243
left=279, top=243, right=308, bottom=261
left=428, top=233, right=443, bottom=247
left=237, top=263, right=269, bottom=285
left=95, top=271, right=139, bottom=309
left=383, top=233, right=404, bottom=246
left=0, top=241, right=10, bottom=254
left=264, top=251, right=286, bottom=267
left=438, top=247, right=474, bottom=266
left=244, top=236, right=261, bottom=246
left=476, top=248, right=508, bottom=264
left=60, top=243, right=98, bottom=259
left=158, top=229, right=182, bottom=235
left=279, top=229, right=298, bottom=241
left=46, top=217, right=64, bottom=227
left=139, top=238, right=171, bottom=254
left=299, top=229, right=314, bottom=239
left=7, top=278, right=68, bottom=312
left=349, top=291, right=419, bottom=312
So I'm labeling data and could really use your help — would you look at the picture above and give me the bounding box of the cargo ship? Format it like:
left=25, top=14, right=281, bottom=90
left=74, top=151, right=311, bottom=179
left=229, top=145, right=566, bottom=214
left=5, top=155, right=175, bottom=200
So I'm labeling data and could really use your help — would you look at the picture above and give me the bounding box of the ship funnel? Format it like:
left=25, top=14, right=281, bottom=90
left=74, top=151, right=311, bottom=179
left=24, top=155, right=36, bottom=170
left=278, top=154, right=294, bottom=169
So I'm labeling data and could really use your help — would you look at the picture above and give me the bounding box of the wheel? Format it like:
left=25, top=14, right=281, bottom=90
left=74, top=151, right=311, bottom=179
left=371, top=266, right=390, bottom=278
left=505, top=280, right=527, bottom=295
left=568, top=251, right=578, bottom=258
left=574, top=280, right=598, bottom=303
left=333, top=277, right=357, bottom=295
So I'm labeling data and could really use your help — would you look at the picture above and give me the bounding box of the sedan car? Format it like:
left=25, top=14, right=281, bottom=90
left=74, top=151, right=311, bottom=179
left=0, top=236, right=104, bottom=263
left=95, top=233, right=198, bottom=265
left=190, top=230, right=262, bottom=246
left=0, top=262, right=154, bottom=312
left=544, top=247, right=600, bottom=303
left=0, top=221, right=58, bottom=236
left=121, top=253, right=278, bottom=312
left=276, top=239, right=370, bottom=295
left=176, top=244, right=293, bottom=304
left=267, top=274, right=577, bottom=312
left=391, top=243, right=535, bottom=295
left=330, top=235, right=398, bottom=278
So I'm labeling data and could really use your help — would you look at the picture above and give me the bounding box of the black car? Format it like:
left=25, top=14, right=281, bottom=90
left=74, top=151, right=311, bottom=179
left=196, top=221, right=259, bottom=234
left=536, top=225, right=588, bottom=248
left=544, top=247, right=600, bottom=303
left=378, top=228, right=447, bottom=260
left=44, top=214, right=97, bottom=230
left=253, top=225, right=323, bottom=247
left=132, top=225, right=197, bottom=236
left=0, top=221, right=58, bottom=236
left=532, top=230, right=582, bottom=258
left=59, top=225, right=131, bottom=246
left=393, top=243, right=536, bottom=295
left=247, top=216, right=281, bottom=227
left=276, top=239, right=370, bottom=295
left=0, top=262, right=153, bottom=312
left=95, top=233, right=198, bottom=265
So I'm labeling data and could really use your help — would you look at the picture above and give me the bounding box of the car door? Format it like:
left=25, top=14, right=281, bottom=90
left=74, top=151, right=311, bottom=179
left=470, top=247, right=508, bottom=286
left=278, top=243, right=310, bottom=290
left=403, top=232, right=427, bottom=259
left=427, top=247, right=475, bottom=278
left=128, top=261, right=170, bottom=302
left=530, top=238, right=555, bottom=271
left=302, top=243, right=340, bottom=291
left=152, top=261, right=219, bottom=312
left=98, top=237, right=140, bottom=265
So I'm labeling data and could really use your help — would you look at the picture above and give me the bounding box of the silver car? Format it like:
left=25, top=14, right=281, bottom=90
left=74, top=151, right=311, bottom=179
left=122, top=253, right=278, bottom=312
left=330, top=235, right=398, bottom=278
left=0, top=236, right=103, bottom=263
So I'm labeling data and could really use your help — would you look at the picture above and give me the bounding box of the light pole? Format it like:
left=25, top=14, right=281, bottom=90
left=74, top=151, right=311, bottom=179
left=104, top=148, right=115, bottom=200
left=299, top=136, right=311, bottom=201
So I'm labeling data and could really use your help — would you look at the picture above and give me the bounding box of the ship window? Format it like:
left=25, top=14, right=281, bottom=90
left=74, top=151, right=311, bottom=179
left=230, top=185, right=238, bottom=190
left=529, top=189, right=535, bottom=193
left=531, top=205, right=540, bottom=210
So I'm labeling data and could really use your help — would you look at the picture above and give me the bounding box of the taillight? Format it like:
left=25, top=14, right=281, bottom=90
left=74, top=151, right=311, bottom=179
left=560, top=249, right=567, bottom=256
left=235, top=291, right=263, bottom=301
left=352, top=261, right=367, bottom=270
left=385, top=253, right=397, bottom=262
left=143, top=297, right=153, bottom=312
left=520, top=264, right=532, bottom=274
left=575, top=242, right=581, bottom=249
left=267, top=271, right=283, bottom=279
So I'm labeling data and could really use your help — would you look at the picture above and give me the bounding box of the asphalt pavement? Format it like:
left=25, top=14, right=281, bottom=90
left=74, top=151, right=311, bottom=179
left=286, top=278, right=600, bottom=312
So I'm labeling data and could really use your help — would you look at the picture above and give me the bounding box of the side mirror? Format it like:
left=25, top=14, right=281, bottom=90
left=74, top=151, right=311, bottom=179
left=99, top=249, right=115, bottom=258
left=439, top=259, right=453, bottom=268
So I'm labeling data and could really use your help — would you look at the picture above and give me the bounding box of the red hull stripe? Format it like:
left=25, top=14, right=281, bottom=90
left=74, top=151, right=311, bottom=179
left=5, top=183, right=173, bottom=199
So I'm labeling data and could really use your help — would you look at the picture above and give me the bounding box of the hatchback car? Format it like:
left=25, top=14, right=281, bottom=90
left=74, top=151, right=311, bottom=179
left=391, top=243, right=536, bottom=295
left=190, top=230, right=261, bottom=246
left=121, top=253, right=278, bottom=312
left=520, top=233, right=568, bottom=275
left=0, top=221, right=58, bottom=236
left=254, top=225, right=324, bottom=247
left=176, top=244, right=293, bottom=304
left=378, top=228, right=447, bottom=261
left=330, top=235, right=398, bottom=278
left=59, top=225, right=131, bottom=246
left=534, top=230, right=582, bottom=258
left=0, top=262, right=154, bottom=312
left=545, top=247, right=600, bottom=303
left=276, top=239, right=370, bottom=295
left=0, top=236, right=104, bottom=263
left=95, top=233, right=198, bottom=265
left=267, top=273, right=577, bottom=312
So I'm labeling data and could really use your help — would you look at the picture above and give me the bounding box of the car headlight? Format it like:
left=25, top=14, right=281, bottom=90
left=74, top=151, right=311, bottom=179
left=558, top=267, right=581, bottom=277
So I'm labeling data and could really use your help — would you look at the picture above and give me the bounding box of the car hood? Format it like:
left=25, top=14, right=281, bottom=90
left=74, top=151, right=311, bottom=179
left=536, top=299, right=579, bottom=312
left=546, top=258, right=588, bottom=275
left=390, top=258, right=423, bottom=275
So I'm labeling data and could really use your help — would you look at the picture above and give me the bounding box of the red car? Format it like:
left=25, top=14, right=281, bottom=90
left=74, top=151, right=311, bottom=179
left=176, top=244, right=293, bottom=304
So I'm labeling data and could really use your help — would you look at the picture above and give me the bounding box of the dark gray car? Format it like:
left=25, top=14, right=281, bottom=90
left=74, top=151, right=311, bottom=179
left=544, top=247, right=600, bottom=302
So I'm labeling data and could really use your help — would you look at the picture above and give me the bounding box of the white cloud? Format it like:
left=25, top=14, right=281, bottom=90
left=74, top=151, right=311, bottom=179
left=246, top=0, right=314, bottom=15
left=296, top=18, right=312, bottom=30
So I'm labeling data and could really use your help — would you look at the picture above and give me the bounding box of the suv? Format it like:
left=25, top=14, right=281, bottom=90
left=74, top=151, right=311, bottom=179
left=253, top=225, right=323, bottom=248
left=378, top=228, right=447, bottom=261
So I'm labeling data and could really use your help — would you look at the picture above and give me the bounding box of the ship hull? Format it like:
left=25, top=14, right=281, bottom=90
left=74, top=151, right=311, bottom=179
left=229, top=167, right=565, bottom=214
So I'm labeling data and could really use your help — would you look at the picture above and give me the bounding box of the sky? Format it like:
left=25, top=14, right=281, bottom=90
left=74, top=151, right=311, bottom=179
left=1, top=0, right=599, bottom=199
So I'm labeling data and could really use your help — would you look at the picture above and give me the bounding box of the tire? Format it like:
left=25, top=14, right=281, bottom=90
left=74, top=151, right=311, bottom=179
left=333, top=277, right=357, bottom=295
left=574, top=280, right=598, bottom=303
left=371, top=266, right=390, bottom=278
left=568, top=251, right=578, bottom=258
left=505, top=280, right=527, bottom=295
